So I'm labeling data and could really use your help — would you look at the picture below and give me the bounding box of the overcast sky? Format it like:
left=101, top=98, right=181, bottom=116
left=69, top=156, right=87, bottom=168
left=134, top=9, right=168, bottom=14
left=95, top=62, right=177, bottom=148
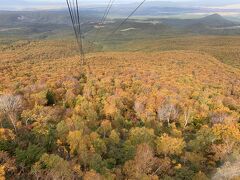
left=1, top=0, right=240, bottom=10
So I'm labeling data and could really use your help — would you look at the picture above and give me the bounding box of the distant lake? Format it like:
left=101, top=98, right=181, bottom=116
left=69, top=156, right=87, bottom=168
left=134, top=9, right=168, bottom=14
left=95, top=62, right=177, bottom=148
left=212, top=26, right=240, bottom=30
left=0, top=27, right=22, bottom=32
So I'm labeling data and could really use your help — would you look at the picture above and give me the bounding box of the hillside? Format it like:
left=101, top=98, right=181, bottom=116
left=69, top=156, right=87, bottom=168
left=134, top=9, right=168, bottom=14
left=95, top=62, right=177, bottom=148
left=0, top=12, right=239, bottom=41
left=1, top=40, right=240, bottom=93
left=161, top=14, right=235, bottom=26
left=0, top=10, right=99, bottom=26
left=199, top=14, right=236, bottom=27
left=99, top=35, right=240, bottom=69
left=1, top=38, right=240, bottom=179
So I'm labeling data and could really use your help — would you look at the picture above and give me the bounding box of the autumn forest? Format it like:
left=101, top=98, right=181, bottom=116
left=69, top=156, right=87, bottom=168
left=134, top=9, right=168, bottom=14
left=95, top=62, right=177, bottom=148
left=0, top=2, right=240, bottom=180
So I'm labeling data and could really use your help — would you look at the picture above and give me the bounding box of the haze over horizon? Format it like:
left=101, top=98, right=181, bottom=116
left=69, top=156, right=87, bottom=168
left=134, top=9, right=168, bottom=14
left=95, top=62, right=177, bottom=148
left=1, top=0, right=240, bottom=11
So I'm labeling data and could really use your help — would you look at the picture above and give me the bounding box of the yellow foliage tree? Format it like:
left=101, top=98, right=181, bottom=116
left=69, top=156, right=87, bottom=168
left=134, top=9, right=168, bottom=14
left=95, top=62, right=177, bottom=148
left=0, top=128, right=15, bottom=141
left=123, top=143, right=157, bottom=179
left=100, top=120, right=112, bottom=138
left=104, top=96, right=118, bottom=117
left=212, top=123, right=240, bottom=154
left=129, top=127, right=155, bottom=146
left=109, top=130, right=120, bottom=144
left=156, top=133, right=186, bottom=156
left=84, top=170, right=102, bottom=180
left=67, top=130, right=89, bottom=168
left=0, top=166, right=5, bottom=180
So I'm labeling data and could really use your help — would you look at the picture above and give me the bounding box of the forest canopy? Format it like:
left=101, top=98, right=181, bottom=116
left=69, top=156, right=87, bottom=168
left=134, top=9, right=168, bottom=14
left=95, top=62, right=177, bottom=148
left=0, top=41, right=240, bottom=179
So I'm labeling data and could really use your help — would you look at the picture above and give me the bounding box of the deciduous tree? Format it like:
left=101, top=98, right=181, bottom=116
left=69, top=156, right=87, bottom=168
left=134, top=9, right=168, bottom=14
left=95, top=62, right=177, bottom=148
left=0, top=95, right=22, bottom=132
left=156, top=134, right=185, bottom=156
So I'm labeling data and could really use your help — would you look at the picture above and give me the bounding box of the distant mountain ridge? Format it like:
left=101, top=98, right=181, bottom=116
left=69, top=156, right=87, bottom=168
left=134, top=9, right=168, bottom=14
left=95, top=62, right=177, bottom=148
left=199, top=14, right=236, bottom=27
left=0, top=10, right=239, bottom=39
left=159, top=14, right=238, bottom=29
left=0, top=10, right=237, bottom=28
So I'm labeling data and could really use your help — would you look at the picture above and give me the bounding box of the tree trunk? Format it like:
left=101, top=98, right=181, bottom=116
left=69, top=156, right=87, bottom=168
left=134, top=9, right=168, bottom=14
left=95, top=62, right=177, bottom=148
left=8, top=113, right=17, bottom=132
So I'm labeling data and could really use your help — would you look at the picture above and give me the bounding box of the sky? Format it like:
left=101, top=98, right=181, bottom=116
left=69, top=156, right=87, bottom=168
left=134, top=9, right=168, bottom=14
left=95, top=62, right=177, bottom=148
left=1, top=0, right=240, bottom=10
